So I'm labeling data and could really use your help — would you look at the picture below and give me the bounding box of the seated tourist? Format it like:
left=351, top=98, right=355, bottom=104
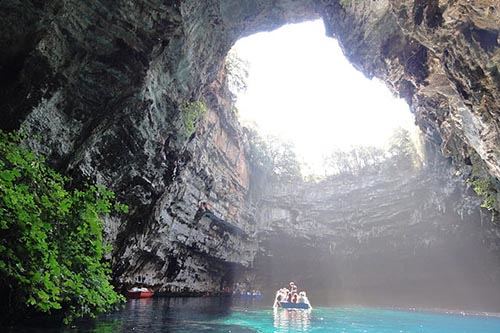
left=297, top=291, right=312, bottom=308
left=274, top=290, right=283, bottom=308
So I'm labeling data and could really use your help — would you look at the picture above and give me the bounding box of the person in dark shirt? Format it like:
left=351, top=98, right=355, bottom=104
left=195, top=201, right=211, bottom=221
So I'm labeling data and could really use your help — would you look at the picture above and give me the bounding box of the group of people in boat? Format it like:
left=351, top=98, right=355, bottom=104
left=273, top=281, right=311, bottom=308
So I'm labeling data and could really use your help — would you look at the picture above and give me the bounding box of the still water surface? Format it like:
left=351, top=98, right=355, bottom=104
left=8, top=297, right=500, bottom=332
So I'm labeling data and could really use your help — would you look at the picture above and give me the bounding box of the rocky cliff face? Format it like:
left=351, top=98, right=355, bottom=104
left=0, top=0, right=498, bottom=293
left=109, top=80, right=259, bottom=292
left=323, top=0, right=500, bottom=184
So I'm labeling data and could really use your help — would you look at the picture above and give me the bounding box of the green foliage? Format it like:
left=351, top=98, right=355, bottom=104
left=246, top=128, right=302, bottom=182
left=324, top=146, right=386, bottom=175
left=470, top=178, right=497, bottom=211
left=339, top=0, right=349, bottom=7
left=339, top=0, right=360, bottom=8
left=388, top=128, right=420, bottom=169
left=322, top=128, right=421, bottom=177
left=0, top=131, right=126, bottom=324
left=180, top=101, right=208, bottom=140
left=225, top=49, right=249, bottom=96
left=467, top=155, right=498, bottom=212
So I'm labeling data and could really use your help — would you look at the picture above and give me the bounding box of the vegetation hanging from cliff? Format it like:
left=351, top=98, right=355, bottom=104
left=246, top=128, right=301, bottom=183
left=467, top=153, right=499, bottom=213
left=225, top=49, right=249, bottom=97
left=470, top=178, right=497, bottom=211
left=0, top=131, right=127, bottom=324
left=339, top=0, right=361, bottom=9
left=180, top=100, right=208, bottom=140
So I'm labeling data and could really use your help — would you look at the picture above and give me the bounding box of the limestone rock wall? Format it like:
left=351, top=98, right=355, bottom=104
left=0, top=0, right=499, bottom=292
left=110, top=82, right=259, bottom=292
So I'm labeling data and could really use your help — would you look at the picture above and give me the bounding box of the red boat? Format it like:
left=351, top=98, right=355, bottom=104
left=127, top=287, right=154, bottom=299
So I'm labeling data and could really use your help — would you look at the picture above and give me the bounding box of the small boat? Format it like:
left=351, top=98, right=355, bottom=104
left=127, top=287, right=154, bottom=299
left=273, top=285, right=312, bottom=310
left=279, top=302, right=311, bottom=309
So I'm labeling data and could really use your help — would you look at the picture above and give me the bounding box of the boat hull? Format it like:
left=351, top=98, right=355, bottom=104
left=279, top=302, right=310, bottom=309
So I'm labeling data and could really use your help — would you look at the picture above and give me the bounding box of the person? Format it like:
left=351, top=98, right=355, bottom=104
left=290, top=282, right=298, bottom=302
left=195, top=201, right=208, bottom=221
left=297, top=291, right=306, bottom=303
left=297, top=291, right=312, bottom=308
left=252, top=290, right=262, bottom=296
left=289, top=282, right=298, bottom=294
left=291, top=293, right=298, bottom=303
left=274, top=289, right=283, bottom=308
left=203, top=202, right=208, bottom=211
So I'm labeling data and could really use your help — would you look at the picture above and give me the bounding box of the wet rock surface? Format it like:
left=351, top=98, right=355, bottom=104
left=0, top=1, right=498, bottom=293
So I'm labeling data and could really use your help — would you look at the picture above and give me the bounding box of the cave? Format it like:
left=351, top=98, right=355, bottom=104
left=0, top=0, right=499, bottom=313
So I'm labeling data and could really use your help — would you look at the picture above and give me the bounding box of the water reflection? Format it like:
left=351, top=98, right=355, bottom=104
left=5, top=298, right=500, bottom=333
left=4, top=297, right=237, bottom=333
left=273, top=308, right=312, bottom=332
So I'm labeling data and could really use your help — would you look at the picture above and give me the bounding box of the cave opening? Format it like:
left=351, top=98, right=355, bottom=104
left=228, top=19, right=419, bottom=177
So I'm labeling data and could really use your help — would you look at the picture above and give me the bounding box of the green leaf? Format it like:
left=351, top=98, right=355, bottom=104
left=0, top=130, right=127, bottom=323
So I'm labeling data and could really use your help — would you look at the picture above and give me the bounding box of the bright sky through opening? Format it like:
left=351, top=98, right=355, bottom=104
left=232, top=20, right=417, bottom=175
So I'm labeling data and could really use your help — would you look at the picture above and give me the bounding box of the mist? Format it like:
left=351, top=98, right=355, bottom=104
left=247, top=145, right=500, bottom=313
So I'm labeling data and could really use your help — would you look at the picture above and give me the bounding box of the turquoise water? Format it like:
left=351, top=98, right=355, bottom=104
left=217, top=306, right=500, bottom=333
left=5, top=297, right=500, bottom=332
